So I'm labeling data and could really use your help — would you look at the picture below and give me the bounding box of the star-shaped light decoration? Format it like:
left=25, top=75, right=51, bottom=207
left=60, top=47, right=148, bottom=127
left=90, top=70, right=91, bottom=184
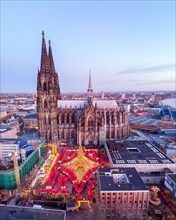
left=62, top=146, right=99, bottom=182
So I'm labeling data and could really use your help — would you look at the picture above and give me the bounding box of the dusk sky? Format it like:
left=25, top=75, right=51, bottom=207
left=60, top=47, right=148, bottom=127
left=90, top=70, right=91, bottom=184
left=1, top=1, right=175, bottom=93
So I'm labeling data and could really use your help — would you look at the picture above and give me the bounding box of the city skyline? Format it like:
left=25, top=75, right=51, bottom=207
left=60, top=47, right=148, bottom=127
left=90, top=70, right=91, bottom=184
left=1, top=1, right=175, bottom=93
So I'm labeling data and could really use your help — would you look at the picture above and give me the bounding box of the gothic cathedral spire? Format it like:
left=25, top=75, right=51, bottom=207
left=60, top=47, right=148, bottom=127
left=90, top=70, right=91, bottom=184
left=37, top=31, right=61, bottom=142
left=48, top=40, right=55, bottom=73
left=40, top=31, right=49, bottom=73
left=87, top=70, right=93, bottom=99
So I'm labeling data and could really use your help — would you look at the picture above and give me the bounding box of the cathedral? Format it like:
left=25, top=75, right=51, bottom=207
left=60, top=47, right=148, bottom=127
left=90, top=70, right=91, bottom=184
left=37, top=32, right=129, bottom=145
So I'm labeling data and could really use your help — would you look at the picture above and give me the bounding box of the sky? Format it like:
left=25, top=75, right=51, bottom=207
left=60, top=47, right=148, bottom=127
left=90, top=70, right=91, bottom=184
left=1, top=0, right=175, bottom=93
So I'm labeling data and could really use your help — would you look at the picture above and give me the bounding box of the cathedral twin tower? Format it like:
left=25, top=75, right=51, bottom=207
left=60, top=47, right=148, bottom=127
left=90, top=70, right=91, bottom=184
left=37, top=32, right=129, bottom=145
left=37, top=31, right=61, bottom=141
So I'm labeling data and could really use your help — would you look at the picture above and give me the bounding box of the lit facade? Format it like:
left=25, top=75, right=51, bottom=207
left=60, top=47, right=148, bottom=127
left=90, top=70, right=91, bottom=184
left=105, top=140, right=176, bottom=173
left=37, top=32, right=129, bottom=145
left=23, top=113, right=38, bottom=128
left=0, top=127, right=17, bottom=139
left=98, top=168, right=149, bottom=220
left=164, top=174, right=176, bottom=198
left=0, top=139, right=27, bottom=158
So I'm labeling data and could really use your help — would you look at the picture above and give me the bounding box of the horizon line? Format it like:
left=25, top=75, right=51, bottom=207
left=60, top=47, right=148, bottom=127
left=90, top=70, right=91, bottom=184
left=0, top=90, right=175, bottom=94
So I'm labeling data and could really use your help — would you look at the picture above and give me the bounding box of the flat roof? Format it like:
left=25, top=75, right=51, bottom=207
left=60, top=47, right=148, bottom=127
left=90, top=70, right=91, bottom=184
left=0, top=138, right=23, bottom=145
left=128, top=116, right=160, bottom=126
left=0, top=126, right=14, bottom=133
left=106, top=140, right=175, bottom=165
left=151, top=134, right=176, bottom=144
left=24, top=113, right=37, bottom=119
left=0, top=128, right=9, bottom=133
left=0, top=205, right=66, bottom=220
left=98, top=167, right=148, bottom=191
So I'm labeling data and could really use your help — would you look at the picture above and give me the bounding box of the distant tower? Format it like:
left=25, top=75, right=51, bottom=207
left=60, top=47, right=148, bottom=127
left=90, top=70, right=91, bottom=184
left=37, top=31, right=61, bottom=142
left=122, top=93, right=126, bottom=99
left=87, top=70, right=93, bottom=99
left=101, top=91, right=104, bottom=99
left=151, top=93, right=155, bottom=102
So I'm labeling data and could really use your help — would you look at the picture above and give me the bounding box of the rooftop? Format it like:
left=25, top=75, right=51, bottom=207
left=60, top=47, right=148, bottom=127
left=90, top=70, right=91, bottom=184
left=0, top=205, right=66, bottom=220
left=98, top=167, right=148, bottom=191
left=167, top=174, right=176, bottom=184
left=151, top=135, right=176, bottom=146
left=24, top=113, right=37, bottom=119
left=0, top=138, right=24, bottom=145
left=128, top=116, right=160, bottom=126
left=57, top=99, right=119, bottom=109
left=0, top=127, right=12, bottom=133
left=106, top=140, right=175, bottom=165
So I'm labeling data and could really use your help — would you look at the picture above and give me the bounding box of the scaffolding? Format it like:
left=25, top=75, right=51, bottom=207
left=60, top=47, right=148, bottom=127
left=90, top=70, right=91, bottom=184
left=0, top=146, right=46, bottom=190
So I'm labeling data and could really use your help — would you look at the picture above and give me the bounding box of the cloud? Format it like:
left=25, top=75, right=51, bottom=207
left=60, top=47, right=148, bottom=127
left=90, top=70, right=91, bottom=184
left=136, top=79, right=174, bottom=85
left=113, top=63, right=175, bottom=76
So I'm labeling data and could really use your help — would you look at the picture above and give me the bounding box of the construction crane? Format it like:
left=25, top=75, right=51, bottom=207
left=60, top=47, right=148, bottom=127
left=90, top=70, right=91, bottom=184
left=20, top=142, right=47, bottom=162
left=9, top=141, right=60, bottom=192
left=8, top=152, right=22, bottom=193
left=9, top=143, right=47, bottom=193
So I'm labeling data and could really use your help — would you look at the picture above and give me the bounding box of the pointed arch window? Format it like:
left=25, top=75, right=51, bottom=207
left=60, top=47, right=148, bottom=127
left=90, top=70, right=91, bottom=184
left=67, top=113, right=69, bottom=124
left=106, top=130, right=110, bottom=139
left=97, top=120, right=101, bottom=127
left=111, top=113, right=115, bottom=125
left=106, top=112, right=110, bottom=125
left=43, top=81, right=47, bottom=92
left=80, top=118, right=84, bottom=127
left=48, top=78, right=53, bottom=90
left=48, top=131, right=51, bottom=141
left=48, top=116, right=51, bottom=125
left=57, top=114, right=60, bottom=124
left=62, top=113, right=64, bottom=124
left=43, top=116, right=46, bottom=125
left=38, top=81, right=42, bottom=90
left=66, top=132, right=69, bottom=139
left=71, top=130, right=74, bottom=139
left=62, top=130, right=64, bottom=139
left=88, top=116, right=94, bottom=127
left=44, top=99, right=48, bottom=109
left=71, top=114, right=74, bottom=123
left=111, top=130, right=115, bottom=138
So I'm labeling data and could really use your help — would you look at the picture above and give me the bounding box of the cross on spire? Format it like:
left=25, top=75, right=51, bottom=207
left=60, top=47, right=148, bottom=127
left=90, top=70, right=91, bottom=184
left=40, top=31, right=49, bottom=73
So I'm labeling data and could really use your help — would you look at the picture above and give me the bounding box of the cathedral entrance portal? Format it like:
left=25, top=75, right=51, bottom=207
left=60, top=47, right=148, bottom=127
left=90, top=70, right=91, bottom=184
left=88, top=136, right=93, bottom=145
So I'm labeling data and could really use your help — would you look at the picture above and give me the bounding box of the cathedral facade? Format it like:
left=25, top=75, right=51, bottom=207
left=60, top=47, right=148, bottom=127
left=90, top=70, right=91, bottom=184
left=37, top=32, right=129, bottom=145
